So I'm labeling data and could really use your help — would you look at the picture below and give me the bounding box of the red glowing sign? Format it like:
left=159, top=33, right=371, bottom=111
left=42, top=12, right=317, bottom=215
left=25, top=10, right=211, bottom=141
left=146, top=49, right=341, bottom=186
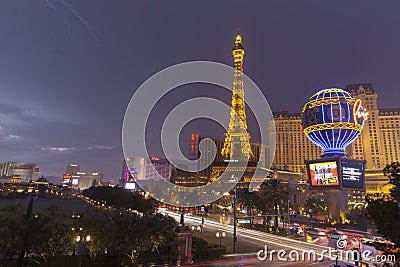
left=308, top=161, right=339, bottom=187
left=191, top=133, right=198, bottom=152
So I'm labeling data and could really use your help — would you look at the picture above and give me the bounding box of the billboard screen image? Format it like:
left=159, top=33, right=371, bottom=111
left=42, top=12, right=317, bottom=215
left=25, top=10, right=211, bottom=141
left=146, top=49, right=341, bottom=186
left=340, top=159, right=365, bottom=189
left=308, top=161, right=339, bottom=187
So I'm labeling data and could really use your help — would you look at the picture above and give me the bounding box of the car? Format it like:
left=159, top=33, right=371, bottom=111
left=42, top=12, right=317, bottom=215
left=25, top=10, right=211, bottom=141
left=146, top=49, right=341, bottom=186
left=386, top=244, right=400, bottom=253
left=290, top=224, right=304, bottom=235
left=360, top=237, right=373, bottom=244
left=293, top=226, right=304, bottom=235
left=305, top=227, right=325, bottom=236
left=327, top=229, right=347, bottom=239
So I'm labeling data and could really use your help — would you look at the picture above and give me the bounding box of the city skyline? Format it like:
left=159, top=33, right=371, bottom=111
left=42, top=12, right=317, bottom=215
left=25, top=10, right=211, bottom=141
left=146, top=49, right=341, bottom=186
left=1, top=1, right=400, bottom=178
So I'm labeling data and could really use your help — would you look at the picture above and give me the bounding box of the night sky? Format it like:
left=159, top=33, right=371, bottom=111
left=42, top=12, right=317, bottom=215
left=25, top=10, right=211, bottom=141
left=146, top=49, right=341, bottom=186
left=1, top=1, right=400, bottom=180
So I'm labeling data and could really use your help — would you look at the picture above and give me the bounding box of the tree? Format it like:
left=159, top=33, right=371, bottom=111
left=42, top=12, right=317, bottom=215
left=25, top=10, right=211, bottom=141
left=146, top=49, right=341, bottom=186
left=0, top=204, right=25, bottom=260
left=345, top=207, right=367, bottom=230
left=367, top=199, right=400, bottom=243
left=83, top=186, right=153, bottom=214
left=29, top=207, right=75, bottom=267
left=258, top=179, right=288, bottom=229
left=304, top=196, right=327, bottom=217
left=383, top=161, right=400, bottom=202
left=131, top=214, right=177, bottom=264
left=367, top=162, right=400, bottom=244
left=82, top=207, right=116, bottom=262
left=81, top=206, right=178, bottom=266
left=237, top=188, right=258, bottom=224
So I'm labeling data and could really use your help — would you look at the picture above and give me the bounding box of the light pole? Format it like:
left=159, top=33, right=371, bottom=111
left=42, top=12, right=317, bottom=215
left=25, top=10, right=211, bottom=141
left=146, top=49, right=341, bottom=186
left=75, top=234, right=91, bottom=267
left=333, top=240, right=339, bottom=267
left=191, top=225, right=202, bottom=237
left=216, top=231, right=225, bottom=260
left=233, top=185, right=237, bottom=254
left=287, top=200, right=291, bottom=235
left=75, top=235, right=82, bottom=267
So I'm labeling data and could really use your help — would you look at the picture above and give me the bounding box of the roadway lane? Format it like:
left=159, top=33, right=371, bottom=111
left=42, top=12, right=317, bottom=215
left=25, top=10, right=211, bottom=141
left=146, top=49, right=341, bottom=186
left=161, top=210, right=356, bottom=266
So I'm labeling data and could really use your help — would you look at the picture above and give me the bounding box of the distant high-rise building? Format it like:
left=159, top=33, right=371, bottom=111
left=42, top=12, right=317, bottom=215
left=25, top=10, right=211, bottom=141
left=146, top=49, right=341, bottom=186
left=127, top=156, right=174, bottom=181
left=0, top=162, right=39, bottom=182
left=345, top=83, right=400, bottom=170
left=66, top=163, right=80, bottom=175
left=273, top=83, right=400, bottom=172
left=74, top=172, right=103, bottom=190
left=378, top=108, right=400, bottom=166
left=63, top=164, right=103, bottom=190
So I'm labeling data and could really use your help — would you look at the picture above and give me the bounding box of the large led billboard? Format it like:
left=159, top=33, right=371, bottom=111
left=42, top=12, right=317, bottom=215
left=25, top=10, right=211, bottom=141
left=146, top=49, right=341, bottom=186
left=306, top=158, right=366, bottom=190
left=307, top=161, right=340, bottom=187
left=340, top=159, right=365, bottom=190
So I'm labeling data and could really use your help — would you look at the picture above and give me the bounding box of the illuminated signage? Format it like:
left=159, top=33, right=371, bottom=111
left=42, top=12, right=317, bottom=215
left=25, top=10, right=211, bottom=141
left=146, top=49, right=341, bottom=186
left=125, top=182, right=136, bottom=190
left=308, top=161, right=339, bottom=187
left=306, top=158, right=366, bottom=190
left=72, top=179, right=79, bottom=185
left=340, top=159, right=365, bottom=189
left=353, top=99, right=368, bottom=123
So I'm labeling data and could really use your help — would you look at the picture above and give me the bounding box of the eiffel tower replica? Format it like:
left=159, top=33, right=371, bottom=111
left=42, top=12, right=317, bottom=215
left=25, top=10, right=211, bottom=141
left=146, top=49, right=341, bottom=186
left=221, top=34, right=253, bottom=161
left=209, top=34, right=263, bottom=188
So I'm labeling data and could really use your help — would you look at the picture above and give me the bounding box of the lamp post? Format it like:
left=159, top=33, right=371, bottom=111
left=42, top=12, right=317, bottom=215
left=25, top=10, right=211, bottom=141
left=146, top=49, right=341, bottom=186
left=75, top=234, right=91, bottom=267
left=191, top=225, right=202, bottom=237
left=216, top=231, right=225, bottom=260
left=287, top=200, right=291, bottom=235
left=75, top=235, right=82, bottom=267
left=333, top=240, right=339, bottom=267
left=233, top=185, right=237, bottom=254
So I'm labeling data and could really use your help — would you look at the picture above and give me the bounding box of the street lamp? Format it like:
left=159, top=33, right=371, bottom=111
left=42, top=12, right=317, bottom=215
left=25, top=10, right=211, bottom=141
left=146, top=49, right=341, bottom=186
left=233, top=182, right=237, bottom=253
left=191, top=225, right=202, bottom=237
left=215, top=231, right=225, bottom=260
left=287, top=200, right=291, bottom=235
left=75, top=234, right=91, bottom=267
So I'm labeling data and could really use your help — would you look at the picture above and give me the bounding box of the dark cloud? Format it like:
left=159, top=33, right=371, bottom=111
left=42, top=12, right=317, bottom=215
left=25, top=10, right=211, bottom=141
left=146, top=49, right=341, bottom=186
left=4, top=135, right=21, bottom=141
left=88, top=145, right=115, bottom=150
left=0, top=102, right=24, bottom=115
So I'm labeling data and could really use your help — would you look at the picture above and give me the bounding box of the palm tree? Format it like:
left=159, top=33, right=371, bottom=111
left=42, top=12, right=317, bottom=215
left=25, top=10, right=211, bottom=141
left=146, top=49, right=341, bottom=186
left=259, top=179, right=288, bottom=230
left=304, top=196, right=327, bottom=217
left=237, top=188, right=258, bottom=225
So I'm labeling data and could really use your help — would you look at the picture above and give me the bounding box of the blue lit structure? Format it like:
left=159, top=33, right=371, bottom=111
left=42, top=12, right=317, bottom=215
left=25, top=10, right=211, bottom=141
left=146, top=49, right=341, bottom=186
left=302, top=88, right=368, bottom=157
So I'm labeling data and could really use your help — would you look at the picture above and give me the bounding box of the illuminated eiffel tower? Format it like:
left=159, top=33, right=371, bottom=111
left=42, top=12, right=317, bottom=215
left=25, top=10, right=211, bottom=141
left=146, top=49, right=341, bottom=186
left=221, top=34, right=253, bottom=161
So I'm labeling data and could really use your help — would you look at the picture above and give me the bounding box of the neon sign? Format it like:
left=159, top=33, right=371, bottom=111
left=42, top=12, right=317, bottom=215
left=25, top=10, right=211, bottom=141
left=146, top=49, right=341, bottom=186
left=353, top=99, right=368, bottom=124
left=308, top=161, right=339, bottom=187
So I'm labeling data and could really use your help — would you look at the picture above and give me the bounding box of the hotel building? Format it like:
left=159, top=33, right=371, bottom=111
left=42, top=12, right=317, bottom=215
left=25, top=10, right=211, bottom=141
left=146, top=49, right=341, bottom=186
left=0, top=162, right=39, bottom=183
left=273, top=83, right=400, bottom=195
